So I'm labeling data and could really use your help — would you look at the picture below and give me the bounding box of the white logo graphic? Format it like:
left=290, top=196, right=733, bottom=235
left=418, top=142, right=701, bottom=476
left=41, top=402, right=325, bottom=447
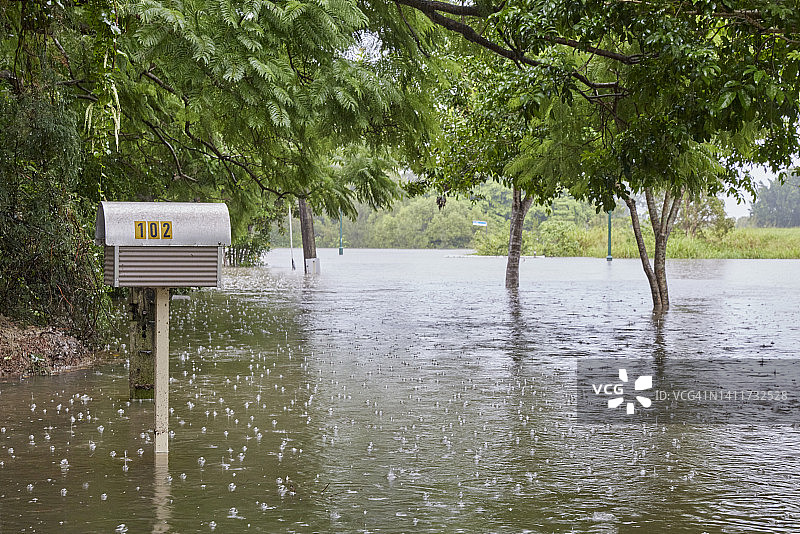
left=608, top=369, right=652, bottom=415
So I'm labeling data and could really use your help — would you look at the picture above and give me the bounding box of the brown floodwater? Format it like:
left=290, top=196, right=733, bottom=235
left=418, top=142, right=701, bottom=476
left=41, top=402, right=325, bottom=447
left=1, top=249, right=798, bottom=533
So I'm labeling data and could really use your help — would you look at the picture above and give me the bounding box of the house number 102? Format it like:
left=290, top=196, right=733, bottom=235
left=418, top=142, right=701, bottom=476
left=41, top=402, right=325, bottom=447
left=135, top=221, right=172, bottom=240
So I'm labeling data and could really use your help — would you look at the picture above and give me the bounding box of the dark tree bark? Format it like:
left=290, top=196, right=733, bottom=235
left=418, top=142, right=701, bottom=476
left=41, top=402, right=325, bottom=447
left=505, top=187, right=534, bottom=289
left=297, top=197, right=317, bottom=273
left=623, top=187, right=683, bottom=312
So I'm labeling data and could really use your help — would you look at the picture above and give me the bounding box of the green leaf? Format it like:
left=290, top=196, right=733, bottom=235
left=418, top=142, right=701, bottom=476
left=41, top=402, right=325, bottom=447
left=717, top=92, right=735, bottom=111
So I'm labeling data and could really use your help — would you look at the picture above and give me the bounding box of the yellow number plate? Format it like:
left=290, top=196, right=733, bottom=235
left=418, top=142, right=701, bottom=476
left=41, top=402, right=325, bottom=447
left=147, top=221, right=160, bottom=239
left=134, top=221, right=173, bottom=240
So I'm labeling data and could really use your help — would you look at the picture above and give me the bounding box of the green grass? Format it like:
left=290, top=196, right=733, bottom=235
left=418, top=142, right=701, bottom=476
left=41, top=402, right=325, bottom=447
left=475, top=225, right=800, bottom=259
left=578, top=226, right=800, bottom=259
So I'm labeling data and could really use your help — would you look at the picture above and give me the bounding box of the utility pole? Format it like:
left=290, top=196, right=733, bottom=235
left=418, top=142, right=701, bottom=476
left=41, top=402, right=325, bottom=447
left=288, top=206, right=295, bottom=270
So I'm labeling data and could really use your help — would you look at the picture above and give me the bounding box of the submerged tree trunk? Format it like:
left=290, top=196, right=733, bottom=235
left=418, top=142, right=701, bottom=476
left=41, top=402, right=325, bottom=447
left=297, top=197, right=317, bottom=273
left=505, top=187, right=534, bottom=289
left=623, top=187, right=683, bottom=312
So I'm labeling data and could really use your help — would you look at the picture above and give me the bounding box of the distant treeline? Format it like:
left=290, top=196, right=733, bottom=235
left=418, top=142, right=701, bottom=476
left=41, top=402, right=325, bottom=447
left=270, top=182, right=611, bottom=250
left=747, top=172, right=800, bottom=228
left=270, top=177, right=800, bottom=259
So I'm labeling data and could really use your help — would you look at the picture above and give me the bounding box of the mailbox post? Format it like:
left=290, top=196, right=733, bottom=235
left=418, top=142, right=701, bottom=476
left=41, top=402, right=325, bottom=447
left=95, top=202, right=231, bottom=455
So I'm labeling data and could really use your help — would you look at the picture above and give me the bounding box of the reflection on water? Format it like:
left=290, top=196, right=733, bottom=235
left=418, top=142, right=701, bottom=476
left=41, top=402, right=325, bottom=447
left=2, top=249, right=800, bottom=532
left=153, top=454, right=170, bottom=534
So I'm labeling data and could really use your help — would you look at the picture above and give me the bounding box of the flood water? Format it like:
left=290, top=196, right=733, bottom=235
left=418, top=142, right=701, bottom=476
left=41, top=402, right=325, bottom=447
left=2, top=249, right=799, bottom=533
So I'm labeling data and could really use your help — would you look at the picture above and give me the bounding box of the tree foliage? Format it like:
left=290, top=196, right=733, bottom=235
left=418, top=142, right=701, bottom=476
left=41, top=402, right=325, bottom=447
left=751, top=172, right=800, bottom=227
left=117, top=0, right=433, bottom=216
left=0, top=0, right=121, bottom=338
left=0, top=0, right=437, bottom=336
left=676, top=193, right=735, bottom=238
left=297, top=182, right=603, bottom=249
left=394, top=0, right=800, bottom=309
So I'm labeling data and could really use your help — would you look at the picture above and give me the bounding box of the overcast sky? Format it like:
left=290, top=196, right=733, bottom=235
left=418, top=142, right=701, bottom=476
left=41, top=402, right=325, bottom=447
left=723, top=162, right=797, bottom=219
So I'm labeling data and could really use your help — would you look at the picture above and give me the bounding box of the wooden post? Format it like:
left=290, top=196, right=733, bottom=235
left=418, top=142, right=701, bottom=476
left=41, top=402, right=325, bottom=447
left=129, top=288, right=155, bottom=399
left=154, top=287, right=170, bottom=455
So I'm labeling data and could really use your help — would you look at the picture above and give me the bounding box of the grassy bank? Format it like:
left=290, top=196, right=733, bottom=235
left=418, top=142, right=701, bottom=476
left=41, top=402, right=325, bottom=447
left=589, top=226, right=800, bottom=259
left=476, top=225, right=800, bottom=259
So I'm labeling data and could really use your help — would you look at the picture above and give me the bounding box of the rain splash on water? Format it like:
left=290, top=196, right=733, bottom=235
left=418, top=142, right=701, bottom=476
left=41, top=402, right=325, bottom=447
left=1, top=249, right=799, bottom=532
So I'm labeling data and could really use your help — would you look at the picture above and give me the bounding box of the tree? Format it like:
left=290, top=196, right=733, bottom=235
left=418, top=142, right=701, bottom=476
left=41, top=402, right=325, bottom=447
left=0, top=0, right=434, bottom=334
left=676, top=193, right=734, bottom=239
left=119, top=0, right=432, bottom=270
left=751, top=172, right=800, bottom=227
left=0, top=0, right=122, bottom=339
left=412, top=54, right=576, bottom=287
left=392, top=0, right=800, bottom=310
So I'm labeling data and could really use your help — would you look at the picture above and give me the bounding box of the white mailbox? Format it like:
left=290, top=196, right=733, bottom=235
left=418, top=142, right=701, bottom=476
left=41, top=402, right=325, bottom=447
left=95, top=201, right=231, bottom=287
left=95, top=201, right=231, bottom=456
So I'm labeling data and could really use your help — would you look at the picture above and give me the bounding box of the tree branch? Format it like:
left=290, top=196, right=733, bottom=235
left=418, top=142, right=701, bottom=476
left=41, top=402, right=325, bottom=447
left=141, top=70, right=188, bottom=104
left=51, top=37, right=74, bottom=79
left=143, top=119, right=196, bottom=182
left=398, top=0, right=491, bottom=17
left=537, top=34, right=644, bottom=65
left=396, top=1, right=623, bottom=91
left=665, top=189, right=683, bottom=239
left=183, top=123, right=300, bottom=200
left=395, top=0, right=645, bottom=64
left=395, top=2, right=431, bottom=58
left=0, top=69, right=23, bottom=92
left=659, top=189, right=671, bottom=236
left=644, top=188, right=660, bottom=236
